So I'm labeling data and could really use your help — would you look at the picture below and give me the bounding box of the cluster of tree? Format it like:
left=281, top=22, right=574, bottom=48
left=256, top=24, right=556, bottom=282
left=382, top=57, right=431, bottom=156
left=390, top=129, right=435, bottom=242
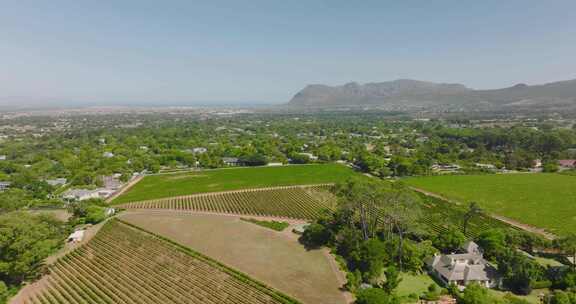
left=68, top=198, right=110, bottom=225
left=0, top=212, right=69, bottom=302
left=475, top=229, right=576, bottom=296
left=301, top=178, right=576, bottom=303
left=545, top=290, right=576, bottom=304
left=301, top=178, right=434, bottom=303
left=2, top=114, right=576, bottom=196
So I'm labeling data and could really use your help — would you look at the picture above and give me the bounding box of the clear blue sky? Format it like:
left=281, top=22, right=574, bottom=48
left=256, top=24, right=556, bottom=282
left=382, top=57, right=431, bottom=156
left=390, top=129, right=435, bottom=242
left=1, top=0, right=576, bottom=106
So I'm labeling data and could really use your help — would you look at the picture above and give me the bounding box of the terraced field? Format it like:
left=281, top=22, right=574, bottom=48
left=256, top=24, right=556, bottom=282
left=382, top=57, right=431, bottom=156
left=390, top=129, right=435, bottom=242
left=13, top=220, right=299, bottom=304
left=117, top=185, right=337, bottom=220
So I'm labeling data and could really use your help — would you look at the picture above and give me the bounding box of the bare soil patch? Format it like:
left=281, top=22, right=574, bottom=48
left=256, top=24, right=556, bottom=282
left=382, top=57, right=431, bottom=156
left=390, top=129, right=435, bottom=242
left=120, top=210, right=349, bottom=304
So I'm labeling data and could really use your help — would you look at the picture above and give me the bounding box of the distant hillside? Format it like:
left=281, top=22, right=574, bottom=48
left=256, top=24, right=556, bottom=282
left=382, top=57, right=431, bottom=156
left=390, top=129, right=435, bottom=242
left=287, top=78, right=576, bottom=110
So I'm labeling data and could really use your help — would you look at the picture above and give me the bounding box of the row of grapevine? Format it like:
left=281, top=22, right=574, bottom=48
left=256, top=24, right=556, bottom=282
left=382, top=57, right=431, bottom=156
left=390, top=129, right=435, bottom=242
left=18, top=220, right=300, bottom=304
left=416, top=193, right=515, bottom=238
left=118, top=184, right=337, bottom=220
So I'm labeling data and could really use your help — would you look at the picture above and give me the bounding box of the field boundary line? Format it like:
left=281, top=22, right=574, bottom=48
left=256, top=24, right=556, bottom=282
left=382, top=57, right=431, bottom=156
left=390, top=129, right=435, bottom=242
left=409, top=186, right=558, bottom=240
left=124, top=209, right=309, bottom=224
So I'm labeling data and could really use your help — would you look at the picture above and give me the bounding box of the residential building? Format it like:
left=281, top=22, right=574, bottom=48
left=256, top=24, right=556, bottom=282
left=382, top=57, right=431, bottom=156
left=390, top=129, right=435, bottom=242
left=558, top=159, right=576, bottom=169
left=427, top=241, right=498, bottom=290
left=62, top=189, right=100, bottom=201
left=0, top=181, right=11, bottom=192
left=102, top=175, right=122, bottom=190
left=222, top=157, right=240, bottom=166
left=298, top=152, right=318, bottom=161
left=46, top=178, right=67, bottom=187
left=192, top=147, right=208, bottom=154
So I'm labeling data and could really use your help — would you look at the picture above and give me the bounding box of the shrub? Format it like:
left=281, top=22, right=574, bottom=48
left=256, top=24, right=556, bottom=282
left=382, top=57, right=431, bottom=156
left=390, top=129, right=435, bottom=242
left=356, top=288, right=396, bottom=304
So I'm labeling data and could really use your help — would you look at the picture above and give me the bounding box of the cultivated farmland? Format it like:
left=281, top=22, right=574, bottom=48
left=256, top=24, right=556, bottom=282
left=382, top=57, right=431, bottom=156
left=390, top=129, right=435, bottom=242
left=416, top=193, right=512, bottom=238
left=13, top=219, right=299, bottom=304
left=120, top=211, right=349, bottom=304
left=118, top=184, right=337, bottom=220
left=113, top=164, right=357, bottom=204
left=405, top=173, right=576, bottom=235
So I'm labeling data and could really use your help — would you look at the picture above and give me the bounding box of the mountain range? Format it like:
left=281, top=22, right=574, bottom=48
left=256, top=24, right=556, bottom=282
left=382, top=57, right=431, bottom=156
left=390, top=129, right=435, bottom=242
left=287, top=79, right=576, bottom=110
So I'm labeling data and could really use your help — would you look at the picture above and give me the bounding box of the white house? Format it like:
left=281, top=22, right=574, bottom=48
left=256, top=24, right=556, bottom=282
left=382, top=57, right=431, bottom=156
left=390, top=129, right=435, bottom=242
left=62, top=189, right=100, bottom=201
left=0, top=181, right=11, bottom=192
left=46, top=178, right=67, bottom=187
left=298, top=152, right=318, bottom=161
left=475, top=163, right=496, bottom=170
left=0, top=155, right=6, bottom=161
left=103, top=152, right=115, bottom=158
left=67, top=230, right=85, bottom=243
left=222, top=157, right=240, bottom=166
left=192, top=147, right=207, bottom=154
left=427, top=241, right=498, bottom=290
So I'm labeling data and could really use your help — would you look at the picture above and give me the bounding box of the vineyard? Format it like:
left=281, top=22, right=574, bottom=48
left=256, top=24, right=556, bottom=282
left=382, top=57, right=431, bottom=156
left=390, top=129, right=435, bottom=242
left=117, top=184, right=337, bottom=220
left=113, top=164, right=357, bottom=204
left=416, top=193, right=513, bottom=238
left=16, top=219, right=300, bottom=304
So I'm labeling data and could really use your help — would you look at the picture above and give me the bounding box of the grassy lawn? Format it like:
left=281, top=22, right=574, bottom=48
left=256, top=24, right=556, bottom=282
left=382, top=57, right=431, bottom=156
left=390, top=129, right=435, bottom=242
left=404, top=173, right=576, bottom=235
left=120, top=211, right=347, bottom=304
left=240, top=218, right=290, bottom=231
left=534, top=256, right=565, bottom=267
left=113, top=164, right=357, bottom=204
left=396, top=273, right=439, bottom=302
left=488, top=289, right=547, bottom=304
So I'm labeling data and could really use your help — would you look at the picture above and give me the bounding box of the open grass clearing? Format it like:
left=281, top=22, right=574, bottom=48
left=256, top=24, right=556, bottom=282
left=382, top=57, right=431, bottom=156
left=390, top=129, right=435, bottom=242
left=119, top=210, right=349, bottom=304
left=26, top=209, right=72, bottom=222
left=112, top=164, right=357, bottom=204
left=396, top=273, right=439, bottom=302
left=405, top=173, right=576, bottom=236
left=240, top=218, right=290, bottom=231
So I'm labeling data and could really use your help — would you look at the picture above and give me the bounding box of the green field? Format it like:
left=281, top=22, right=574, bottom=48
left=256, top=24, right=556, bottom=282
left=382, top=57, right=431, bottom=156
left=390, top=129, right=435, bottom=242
left=113, top=164, right=357, bottom=204
left=405, top=173, right=576, bottom=235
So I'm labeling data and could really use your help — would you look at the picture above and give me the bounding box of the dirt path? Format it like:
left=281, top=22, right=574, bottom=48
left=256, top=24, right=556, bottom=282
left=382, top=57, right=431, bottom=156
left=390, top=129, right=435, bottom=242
left=409, top=186, right=557, bottom=240
left=490, top=214, right=557, bottom=240
left=105, top=175, right=144, bottom=203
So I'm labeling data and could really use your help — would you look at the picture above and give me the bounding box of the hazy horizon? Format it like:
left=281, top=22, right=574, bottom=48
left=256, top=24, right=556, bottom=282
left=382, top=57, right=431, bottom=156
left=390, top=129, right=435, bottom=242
left=2, top=1, right=576, bottom=107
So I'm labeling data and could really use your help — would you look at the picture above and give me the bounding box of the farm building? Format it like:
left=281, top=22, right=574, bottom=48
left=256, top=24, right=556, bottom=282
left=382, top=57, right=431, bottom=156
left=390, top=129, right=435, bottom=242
left=427, top=241, right=498, bottom=290
left=103, top=152, right=115, bottom=158
left=0, top=155, right=6, bottom=161
left=67, top=230, right=85, bottom=243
